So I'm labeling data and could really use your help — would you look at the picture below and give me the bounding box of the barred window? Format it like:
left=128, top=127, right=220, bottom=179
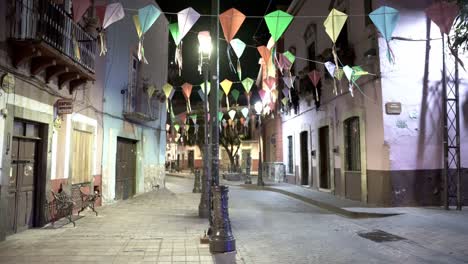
left=344, top=117, right=361, bottom=171
left=288, top=136, right=293, bottom=173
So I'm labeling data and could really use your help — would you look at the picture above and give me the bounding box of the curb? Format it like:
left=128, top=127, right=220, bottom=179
left=240, top=184, right=402, bottom=219
left=166, top=173, right=194, bottom=179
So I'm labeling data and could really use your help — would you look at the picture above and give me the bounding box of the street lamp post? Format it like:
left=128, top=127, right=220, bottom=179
left=208, top=0, right=235, bottom=254
left=198, top=32, right=212, bottom=218
left=255, top=102, right=265, bottom=186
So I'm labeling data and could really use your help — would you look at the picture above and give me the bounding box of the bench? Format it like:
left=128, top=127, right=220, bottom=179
left=78, top=187, right=100, bottom=216
left=47, top=190, right=75, bottom=227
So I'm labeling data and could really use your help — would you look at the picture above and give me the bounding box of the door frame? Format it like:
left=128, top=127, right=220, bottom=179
left=1, top=104, right=52, bottom=239
left=340, top=110, right=367, bottom=203
left=299, top=130, right=309, bottom=186
left=315, top=117, right=335, bottom=192
left=115, top=137, right=137, bottom=200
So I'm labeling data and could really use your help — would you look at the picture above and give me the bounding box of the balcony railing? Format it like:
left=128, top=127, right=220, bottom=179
left=123, top=84, right=162, bottom=123
left=9, top=0, right=96, bottom=72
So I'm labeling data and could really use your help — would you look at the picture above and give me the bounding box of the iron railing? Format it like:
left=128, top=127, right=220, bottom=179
left=122, top=84, right=160, bottom=122
left=9, top=0, right=96, bottom=72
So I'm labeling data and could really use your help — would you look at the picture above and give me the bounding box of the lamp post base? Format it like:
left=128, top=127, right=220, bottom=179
left=209, top=185, right=236, bottom=254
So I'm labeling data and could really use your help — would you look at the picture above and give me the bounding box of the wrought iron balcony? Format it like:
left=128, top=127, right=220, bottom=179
left=122, top=84, right=164, bottom=124
left=8, top=0, right=96, bottom=92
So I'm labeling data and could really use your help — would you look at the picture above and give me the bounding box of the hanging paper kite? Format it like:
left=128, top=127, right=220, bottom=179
left=228, top=110, right=237, bottom=120
left=182, top=83, right=193, bottom=113
left=282, top=88, right=289, bottom=98
left=369, top=6, right=400, bottom=63
left=264, top=10, right=293, bottom=43
left=264, top=76, right=276, bottom=90
left=136, top=5, right=161, bottom=64
left=218, top=112, right=224, bottom=122
left=231, top=89, right=240, bottom=105
left=94, top=5, right=107, bottom=56
left=282, top=76, right=296, bottom=89
left=343, top=66, right=370, bottom=97
left=219, top=8, right=246, bottom=74
left=258, top=89, right=267, bottom=103
left=257, top=46, right=271, bottom=66
left=425, top=1, right=459, bottom=35
left=271, top=89, right=279, bottom=103
left=242, top=77, right=254, bottom=108
left=241, top=107, right=249, bottom=119
left=324, top=61, right=339, bottom=95
left=163, top=83, right=174, bottom=112
left=220, top=79, right=233, bottom=110
left=103, top=3, right=124, bottom=29
left=176, top=8, right=201, bottom=73
left=324, top=9, right=348, bottom=74
left=200, top=81, right=211, bottom=96
left=73, top=0, right=91, bottom=22
left=230, top=38, right=246, bottom=80
left=169, top=23, right=183, bottom=71
left=281, top=97, right=289, bottom=106
left=308, top=70, right=321, bottom=102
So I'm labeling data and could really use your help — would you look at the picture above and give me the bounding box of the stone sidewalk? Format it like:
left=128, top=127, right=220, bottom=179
left=0, top=179, right=227, bottom=264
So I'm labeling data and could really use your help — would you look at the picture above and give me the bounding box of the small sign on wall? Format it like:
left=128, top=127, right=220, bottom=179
left=56, top=99, right=73, bottom=115
left=385, top=102, right=402, bottom=115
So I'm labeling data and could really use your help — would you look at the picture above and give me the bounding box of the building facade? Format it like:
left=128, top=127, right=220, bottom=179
left=100, top=0, right=168, bottom=203
left=0, top=0, right=101, bottom=240
left=281, top=0, right=467, bottom=206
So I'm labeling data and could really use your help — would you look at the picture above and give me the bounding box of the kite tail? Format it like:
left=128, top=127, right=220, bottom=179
left=226, top=96, right=230, bottom=110
left=348, top=83, right=354, bottom=97
left=166, top=100, right=169, bottom=113
left=176, top=43, right=183, bottom=76
left=237, top=59, right=242, bottom=80
left=99, top=32, right=107, bottom=56
left=332, top=44, right=343, bottom=93
left=386, top=40, right=396, bottom=63
left=332, top=78, right=338, bottom=95
left=353, top=82, right=377, bottom=104
left=315, top=87, right=320, bottom=102
left=227, top=45, right=237, bottom=73
left=170, top=102, right=175, bottom=119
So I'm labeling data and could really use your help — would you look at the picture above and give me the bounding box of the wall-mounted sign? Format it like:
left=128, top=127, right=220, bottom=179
left=56, top=99, right=73, bottom=115
left=1, top=73, right=15, bottom=93
left=385, top=102, right=402, bottom=115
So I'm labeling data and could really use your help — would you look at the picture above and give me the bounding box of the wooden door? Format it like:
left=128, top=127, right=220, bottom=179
left=300, top=131, right=309, bottom=186
left=8, top=121, right=40, bottom=234
left=319, top=126, right=330, bottom=189
left=115, top=138, right=136, bottom=200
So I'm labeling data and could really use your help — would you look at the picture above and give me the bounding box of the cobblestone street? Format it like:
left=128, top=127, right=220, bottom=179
left=1, top=176, right=468, bottom=264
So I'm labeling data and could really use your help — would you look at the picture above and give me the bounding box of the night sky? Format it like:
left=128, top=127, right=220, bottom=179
left=157, top=0, right=292, bottom=110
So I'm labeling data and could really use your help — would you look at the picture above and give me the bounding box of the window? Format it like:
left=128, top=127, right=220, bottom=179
left=344, top=117, right=361, bottom=171
left=128, top=55, right=139, bottom=112
left=288, top=136, right=293, bottom=173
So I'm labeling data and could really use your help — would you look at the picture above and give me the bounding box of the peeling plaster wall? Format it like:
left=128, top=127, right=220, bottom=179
left=377, top=0, right=468, bottom=170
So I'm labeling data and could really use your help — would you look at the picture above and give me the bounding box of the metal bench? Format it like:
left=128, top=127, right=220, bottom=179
left=47, top=190, right=75, bottom=227
left=78, top=187, right=100, bottom=216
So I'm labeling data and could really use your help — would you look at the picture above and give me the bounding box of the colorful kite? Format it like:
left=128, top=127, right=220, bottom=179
left=242, top=77, right=254, bottom=107
left=282, top=76, right=296, bottom=89
left=73, top=0, right=91, bottom=22
left=425, top=1, right=459, bottom=35
left=103, top=3, right=125, bottom=29
left=264, top=10, right=294, bottom=43
left=231, top=89, right=240, bottom=105
left=220, top=79, right=233, bottom=110
left=241, top=107, right=249, bottom=119
left=228, top=110, right=237, bottom=120
left=230, top=38, right=246, bottom=80
left=182, top=83, right=193, bottom=113
left=169, top=23, right=183, bottom=71
left=324, top=9, right=348, bottom=73
left=264, top=76, right=276, bottom=90
left=163, top=83, right=174, bottom=112
left=369, top=6, right=400, bottom=63
left=257, top=46, right=271, bottom=66
left=343, top=65, right=370, bottom=97
left=177, top=8, right=201, bottom=73
left=219, top=8, right=246, bottom=74
left=308, top=70, right=321, bottom=102
left=136, top=5, right=161, bottom=64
